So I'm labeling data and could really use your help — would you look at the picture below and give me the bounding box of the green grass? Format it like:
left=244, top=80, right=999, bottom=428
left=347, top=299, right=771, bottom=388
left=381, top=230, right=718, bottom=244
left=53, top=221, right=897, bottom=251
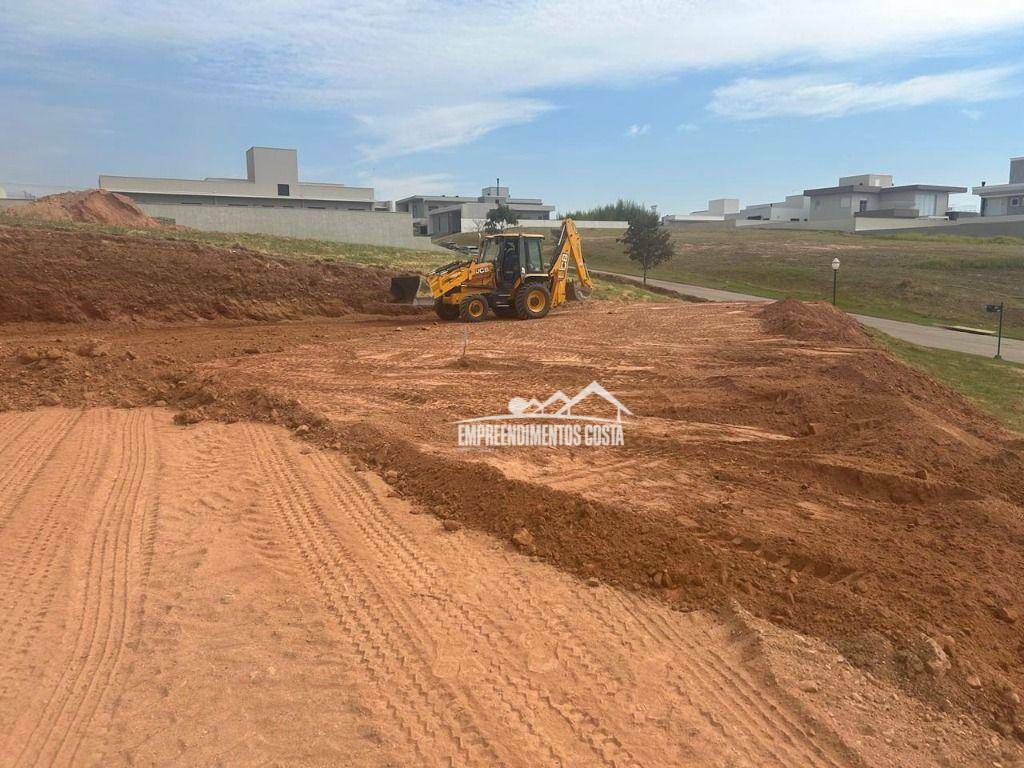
left=526, top=223, right=1024, bottom=339
left=870, top=330, right=1024, bottom=433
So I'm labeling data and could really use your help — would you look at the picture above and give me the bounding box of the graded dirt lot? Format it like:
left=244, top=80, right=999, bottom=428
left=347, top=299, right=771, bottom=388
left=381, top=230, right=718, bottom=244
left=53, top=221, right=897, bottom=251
left=2, top=221, right=1024, bottom=766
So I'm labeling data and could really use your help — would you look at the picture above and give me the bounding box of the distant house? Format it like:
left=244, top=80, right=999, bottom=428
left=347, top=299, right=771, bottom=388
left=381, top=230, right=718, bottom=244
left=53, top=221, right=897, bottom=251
left=803, top=174, right=965, bottom=222
left=973, top=157, right=1024, bottom=217
left=662, top=198, right=739, bottom=223
left=395, top=186, right=554, bottom=236
left=726, top=195, right=809, bottom=222
left=101, top=147, right=387, bottom=211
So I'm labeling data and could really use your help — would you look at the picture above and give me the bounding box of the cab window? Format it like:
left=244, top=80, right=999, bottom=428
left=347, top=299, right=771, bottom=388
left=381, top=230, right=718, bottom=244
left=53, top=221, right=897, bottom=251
left=524, top=239, right=543, bottom=273
left=481, top=238, right=501, bottom=265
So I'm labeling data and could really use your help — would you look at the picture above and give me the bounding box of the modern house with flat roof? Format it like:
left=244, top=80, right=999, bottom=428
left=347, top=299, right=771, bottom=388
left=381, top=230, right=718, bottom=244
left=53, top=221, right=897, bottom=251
left=803, top=174, right=966, bottom=221
left=662, top=198, right=739, bottom=224
left=100, top=147, right=390, bottom=211
left=973, top=157, right=1024, bottom=217
left=727, top=194, right=809, bottom=222
left=395, top=186, right=554, bottom=236
left=95, top=147, right=443, bottom=251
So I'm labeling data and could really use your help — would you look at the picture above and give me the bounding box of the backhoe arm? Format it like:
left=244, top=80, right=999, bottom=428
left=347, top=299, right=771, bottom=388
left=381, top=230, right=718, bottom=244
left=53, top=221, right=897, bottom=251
left=548, top=218, right=592, bottom=308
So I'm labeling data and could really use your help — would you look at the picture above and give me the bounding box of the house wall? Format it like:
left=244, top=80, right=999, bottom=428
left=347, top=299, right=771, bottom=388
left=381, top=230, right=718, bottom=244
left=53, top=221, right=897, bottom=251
left=808, top=193, right=862, bottom=220
left=120, top=192, right=375, bottom=211
left=137, top=202, right=442, bottom=250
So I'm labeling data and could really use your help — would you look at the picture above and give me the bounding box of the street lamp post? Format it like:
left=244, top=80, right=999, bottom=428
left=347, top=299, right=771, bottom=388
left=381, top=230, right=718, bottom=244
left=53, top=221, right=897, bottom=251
left=986, top=302, right=1005, bottom=359
left=831, top=258, right=841, bottom=306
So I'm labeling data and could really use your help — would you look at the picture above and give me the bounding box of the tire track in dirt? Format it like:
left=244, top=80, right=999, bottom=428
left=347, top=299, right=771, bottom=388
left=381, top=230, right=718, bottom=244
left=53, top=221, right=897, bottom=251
left=0, top=410, right=82, bottom=532
left=310, top=451, right=641, bottom=767
left=11, top=410, right=156, bottom=768
left=335, top=455, right=857, bottom=768
left=584, top=587, right=861, bottom=768
left=246, top=425, right=505, bottom=766
left=0, top=411, right=111, bottom=675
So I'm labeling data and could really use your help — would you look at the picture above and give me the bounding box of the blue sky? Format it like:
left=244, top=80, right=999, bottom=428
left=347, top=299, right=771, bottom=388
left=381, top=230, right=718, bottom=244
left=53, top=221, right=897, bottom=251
left=2, top=1, right=1023, bottom=213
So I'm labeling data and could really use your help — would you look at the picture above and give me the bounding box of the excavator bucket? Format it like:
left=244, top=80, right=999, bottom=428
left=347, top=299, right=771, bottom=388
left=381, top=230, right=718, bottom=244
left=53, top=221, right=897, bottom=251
left=566, top=280, right=593, bottom=301
left=389, top=275, right=433, bottom=306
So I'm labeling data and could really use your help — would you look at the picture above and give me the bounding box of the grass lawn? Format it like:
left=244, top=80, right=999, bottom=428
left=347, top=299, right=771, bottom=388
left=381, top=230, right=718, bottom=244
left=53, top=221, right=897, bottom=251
left=871, top=330, right=1024, bottom=433
left=507, top=224, right=1024, bottom=339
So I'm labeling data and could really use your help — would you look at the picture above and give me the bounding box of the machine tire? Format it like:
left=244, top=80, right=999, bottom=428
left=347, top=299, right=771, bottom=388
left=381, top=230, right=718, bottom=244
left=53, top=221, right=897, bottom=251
left=459, top=294, right=489, bottom=323
left=434, top=299, right=460, bottom=321
left=515, top=283, right=551, bottom=320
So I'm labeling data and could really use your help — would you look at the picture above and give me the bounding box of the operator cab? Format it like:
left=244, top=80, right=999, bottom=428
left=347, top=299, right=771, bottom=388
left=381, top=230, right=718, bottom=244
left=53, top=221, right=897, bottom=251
left=480, top=233, right=547, bottom=290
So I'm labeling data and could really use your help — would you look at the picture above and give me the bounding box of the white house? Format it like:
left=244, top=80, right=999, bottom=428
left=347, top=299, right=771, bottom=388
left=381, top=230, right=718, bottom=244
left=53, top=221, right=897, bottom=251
left=803, top=174, right=965, bottom=221
left=973, top=157, right=1024, bottom=217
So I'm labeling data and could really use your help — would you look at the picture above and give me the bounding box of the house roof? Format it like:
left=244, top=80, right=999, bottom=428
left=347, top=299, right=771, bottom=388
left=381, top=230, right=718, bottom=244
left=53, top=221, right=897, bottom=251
left=803, top=183, right=967, bottom=196
left=973, top=182, right=1024, bottom=196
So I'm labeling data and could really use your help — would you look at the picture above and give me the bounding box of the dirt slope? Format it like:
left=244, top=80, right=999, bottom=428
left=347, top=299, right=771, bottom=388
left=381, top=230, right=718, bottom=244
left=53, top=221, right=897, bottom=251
left=7, top=189, right=164, bottom=228
left=0, top=224, right=402, bottom=322
left=0, top=408, right=900, bottom=768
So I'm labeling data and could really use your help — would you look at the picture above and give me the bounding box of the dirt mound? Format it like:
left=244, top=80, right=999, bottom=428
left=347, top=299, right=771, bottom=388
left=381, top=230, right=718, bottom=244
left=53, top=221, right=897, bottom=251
left=9, top=189, right=165, bottom=228
left=0, top=223, right=414, bottom=323
left=759, top=298, right=870, bottom=346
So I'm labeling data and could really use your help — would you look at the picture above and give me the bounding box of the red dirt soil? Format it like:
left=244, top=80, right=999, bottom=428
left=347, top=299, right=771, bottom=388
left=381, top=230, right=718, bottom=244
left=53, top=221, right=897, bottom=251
left=2, top=220, right=1024, bottom=763
left=7, top=189, right=165, bottom=228
left=0, top=224, right=405, bottom=322
left=760, top=297, right=871, bottom=346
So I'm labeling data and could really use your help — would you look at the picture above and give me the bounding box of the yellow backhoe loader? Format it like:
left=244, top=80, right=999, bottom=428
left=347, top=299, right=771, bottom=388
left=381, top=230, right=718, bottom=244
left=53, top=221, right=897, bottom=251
left=389, top=218, right=593, bottom=322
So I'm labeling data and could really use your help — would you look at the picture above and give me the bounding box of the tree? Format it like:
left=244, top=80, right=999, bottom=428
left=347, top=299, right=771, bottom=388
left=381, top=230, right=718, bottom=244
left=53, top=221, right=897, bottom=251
left=619, top=208, right=672, bottom=285
left=559, top=198, right=650, bottom=222
left=484, top=203, right=519, bottom=233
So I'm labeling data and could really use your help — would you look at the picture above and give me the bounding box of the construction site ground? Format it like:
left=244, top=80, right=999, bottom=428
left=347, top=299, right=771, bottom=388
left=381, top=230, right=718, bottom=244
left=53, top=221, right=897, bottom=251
left=2, top=219, right=1024, bottom=767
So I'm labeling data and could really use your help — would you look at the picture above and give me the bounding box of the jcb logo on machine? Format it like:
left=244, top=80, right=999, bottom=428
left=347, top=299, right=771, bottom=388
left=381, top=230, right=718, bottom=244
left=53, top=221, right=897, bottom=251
left=454, top=382, right=632, bottom=448
left=474, top=267, right=489, bottom=274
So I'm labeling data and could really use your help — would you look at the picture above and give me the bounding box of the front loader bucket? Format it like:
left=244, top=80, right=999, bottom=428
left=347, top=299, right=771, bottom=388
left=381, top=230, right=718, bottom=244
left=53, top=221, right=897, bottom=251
left=389, top=275, right=433, bottom=306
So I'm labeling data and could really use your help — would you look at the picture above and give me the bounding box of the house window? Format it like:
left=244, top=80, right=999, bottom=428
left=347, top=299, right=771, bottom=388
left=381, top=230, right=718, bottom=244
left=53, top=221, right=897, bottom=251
left=277, top=184, right=290, bottom=196
left=1012, top=197, right=1021, bottom=207
left=914, top=192, right=937, bottom=216
left=858, top=199, right=868, bottom=212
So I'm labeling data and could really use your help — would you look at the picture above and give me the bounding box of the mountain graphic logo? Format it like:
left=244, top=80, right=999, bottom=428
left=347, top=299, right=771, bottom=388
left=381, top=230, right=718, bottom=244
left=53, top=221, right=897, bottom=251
left=456, top=381, right=633, bottom=425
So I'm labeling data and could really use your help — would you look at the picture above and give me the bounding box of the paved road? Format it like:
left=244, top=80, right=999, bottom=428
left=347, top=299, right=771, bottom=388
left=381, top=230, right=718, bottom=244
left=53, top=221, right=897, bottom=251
left=598, top=271, right=1023, bottom=364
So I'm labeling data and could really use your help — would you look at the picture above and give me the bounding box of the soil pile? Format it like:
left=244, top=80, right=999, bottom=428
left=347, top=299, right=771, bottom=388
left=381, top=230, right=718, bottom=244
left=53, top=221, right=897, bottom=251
left=759, top=298, right=870, bottom=346
left=0, top=224, right=411, bottom=323
left=8, top=189, right=165, bottom=228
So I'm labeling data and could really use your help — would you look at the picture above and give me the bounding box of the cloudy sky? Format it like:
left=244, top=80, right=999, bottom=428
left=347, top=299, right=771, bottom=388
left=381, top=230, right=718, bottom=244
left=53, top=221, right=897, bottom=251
left=2, top=1, right=1023, bottom=212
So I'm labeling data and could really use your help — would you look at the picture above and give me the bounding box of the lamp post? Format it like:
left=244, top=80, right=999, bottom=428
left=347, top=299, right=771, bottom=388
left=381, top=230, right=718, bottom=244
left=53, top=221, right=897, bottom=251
left=831, top=258, right=841, bottom=306
left=986, top=303, right=1005, bottom=359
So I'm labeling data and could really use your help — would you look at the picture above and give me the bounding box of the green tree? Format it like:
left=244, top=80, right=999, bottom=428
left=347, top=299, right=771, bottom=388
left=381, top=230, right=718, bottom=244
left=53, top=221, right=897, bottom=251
left=560, top=198, right=649, bottom=222
left=620, top=208, right=672, bottom=285
left=484, top=203, right=519, bottom=232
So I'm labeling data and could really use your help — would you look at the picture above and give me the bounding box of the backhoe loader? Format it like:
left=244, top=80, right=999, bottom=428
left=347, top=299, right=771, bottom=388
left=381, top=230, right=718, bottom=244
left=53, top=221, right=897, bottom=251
left=389, top=218, right=593, bottom=322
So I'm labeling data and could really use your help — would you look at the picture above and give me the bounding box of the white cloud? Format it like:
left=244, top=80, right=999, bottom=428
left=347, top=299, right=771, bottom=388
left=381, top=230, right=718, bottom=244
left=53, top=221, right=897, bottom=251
left=709, top=67, right=1018, bottom=120
left=357, top=100, right=554, bottom=160
left=356, top=172, right=455, bottom=201
left=676, top=123, right=699, bottom=133
left=626, top=123, right=650, bottom=137
left=4, top=2, right=1024, bottom=156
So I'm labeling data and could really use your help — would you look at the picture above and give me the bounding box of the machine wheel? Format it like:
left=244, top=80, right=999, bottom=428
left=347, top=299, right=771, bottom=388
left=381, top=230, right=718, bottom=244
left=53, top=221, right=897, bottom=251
left=434, top=299, right=460, bottom=321
left=459, top=294, right=489, bottom=323
left=515, top=283, right=551, bottom=320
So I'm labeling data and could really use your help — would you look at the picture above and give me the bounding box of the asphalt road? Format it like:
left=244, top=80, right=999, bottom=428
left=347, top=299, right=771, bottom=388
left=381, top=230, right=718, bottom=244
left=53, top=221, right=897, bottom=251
left=598, top=271, right=1022, bottom=364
